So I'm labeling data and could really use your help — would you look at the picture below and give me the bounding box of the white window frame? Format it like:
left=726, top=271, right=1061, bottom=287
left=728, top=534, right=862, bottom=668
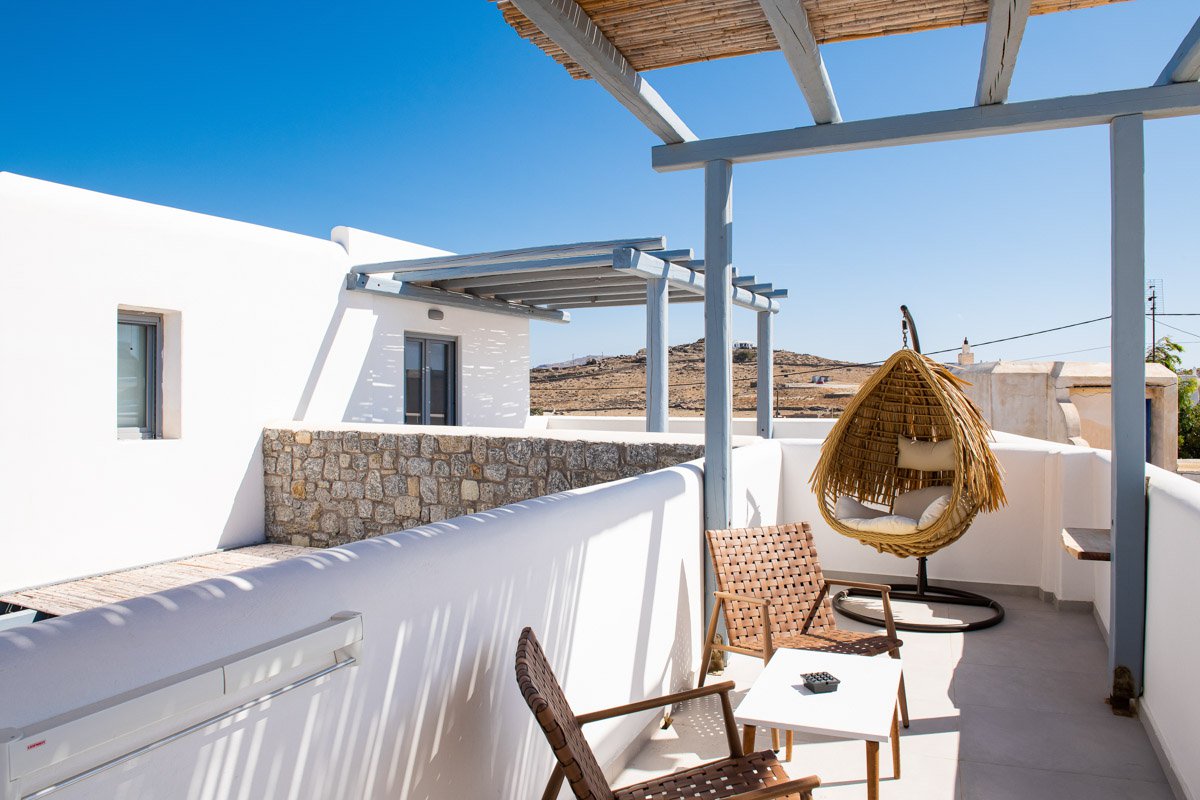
left=404, top=333, right=460, bottom=426
left=117, top=311, right=163, bottom=440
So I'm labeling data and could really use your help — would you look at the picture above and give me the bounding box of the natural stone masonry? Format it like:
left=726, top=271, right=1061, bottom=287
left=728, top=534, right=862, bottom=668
left=263, top=428, right=703, bottom=547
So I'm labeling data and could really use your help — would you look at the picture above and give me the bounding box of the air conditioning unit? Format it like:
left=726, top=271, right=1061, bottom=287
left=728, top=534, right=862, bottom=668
left=2, top=611, right=363, bottom=800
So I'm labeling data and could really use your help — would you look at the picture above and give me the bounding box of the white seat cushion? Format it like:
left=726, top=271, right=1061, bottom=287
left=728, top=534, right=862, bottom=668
left=838, top=514, right=920, bottom=535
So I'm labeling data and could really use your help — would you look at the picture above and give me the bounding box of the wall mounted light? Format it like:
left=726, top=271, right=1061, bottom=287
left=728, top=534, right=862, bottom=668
left=427, top=309, right=444, bottom=321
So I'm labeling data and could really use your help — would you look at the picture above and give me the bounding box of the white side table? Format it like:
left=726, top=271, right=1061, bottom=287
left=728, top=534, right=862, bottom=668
left=734, top=649, right=903, bottom=800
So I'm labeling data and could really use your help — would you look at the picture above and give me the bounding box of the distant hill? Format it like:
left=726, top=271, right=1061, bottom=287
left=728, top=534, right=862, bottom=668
left=530, top=339, right=876, bottom=417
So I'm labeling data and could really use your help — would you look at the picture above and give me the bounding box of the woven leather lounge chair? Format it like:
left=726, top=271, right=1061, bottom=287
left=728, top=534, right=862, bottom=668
left=516, top=627, right=821, bottom=800
left=700, top=522, right=908, bottom=757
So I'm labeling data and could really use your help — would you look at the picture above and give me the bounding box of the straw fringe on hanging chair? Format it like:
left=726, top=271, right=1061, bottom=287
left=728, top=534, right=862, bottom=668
left=809, top=350, right=1006, bottom=559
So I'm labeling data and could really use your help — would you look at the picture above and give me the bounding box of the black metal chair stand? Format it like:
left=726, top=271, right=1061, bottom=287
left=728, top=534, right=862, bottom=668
left=831, top=556, right=1004, bottom=633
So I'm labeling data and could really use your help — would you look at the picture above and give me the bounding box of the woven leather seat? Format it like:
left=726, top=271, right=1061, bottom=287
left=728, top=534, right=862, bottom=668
left=516, top=627, right=820, bottom=800
left=739, top=629, right=899, bottom=658
left=614, top=751, right=804, bottom=800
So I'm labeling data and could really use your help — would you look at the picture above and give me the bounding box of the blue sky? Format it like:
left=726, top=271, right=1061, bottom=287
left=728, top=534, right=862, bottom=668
left=3, top=0, right=1197, bottom=367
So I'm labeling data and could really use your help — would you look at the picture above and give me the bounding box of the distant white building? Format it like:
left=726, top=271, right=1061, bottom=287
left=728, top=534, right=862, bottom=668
left=952, top=360, right=1179, bottom=471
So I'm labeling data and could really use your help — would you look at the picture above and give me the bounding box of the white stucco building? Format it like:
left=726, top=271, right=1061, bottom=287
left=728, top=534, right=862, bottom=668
left=0, top=172, right=531, bottom=590
left=953, top=360, right=1180, bottom=472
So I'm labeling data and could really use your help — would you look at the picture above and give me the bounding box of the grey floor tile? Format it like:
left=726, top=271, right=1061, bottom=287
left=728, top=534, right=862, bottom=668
left=966, top=606, right=1101, bottom=643
left=958, top=705, right=1166, bottom=783
left=612, top=604, right=1170, bottom=800
left=956, top=627, right=1108, bottom=673
left=960, top=761, right=1172, bottom=800
left=951, top=662, right=1111, bottom=716
left=799, top=753, right=961, bottom=800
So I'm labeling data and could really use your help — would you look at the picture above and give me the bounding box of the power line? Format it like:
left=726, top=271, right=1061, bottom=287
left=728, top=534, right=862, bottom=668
left=1155, top=319, right=1200, bottom=340
left=922, top=315, right=1112, bottom=357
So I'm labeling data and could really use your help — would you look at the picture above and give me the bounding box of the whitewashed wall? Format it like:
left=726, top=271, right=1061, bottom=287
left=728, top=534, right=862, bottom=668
left=1141, top=469, right=1200, bottom=800
left=0, top=452, right=732, bottom=800
left=0, top=173, right=530, bottom=591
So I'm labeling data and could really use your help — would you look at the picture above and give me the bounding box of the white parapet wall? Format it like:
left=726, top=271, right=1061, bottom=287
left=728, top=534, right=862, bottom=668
left=2, top=438, right=1199, bottom=798
left=0, top=173, right=531, bottom=591
left=1141, top=468, right=1200, bottom=800
left=529, top=414, right=838, bottom=440
left=0, top=441, right=783, bottom=800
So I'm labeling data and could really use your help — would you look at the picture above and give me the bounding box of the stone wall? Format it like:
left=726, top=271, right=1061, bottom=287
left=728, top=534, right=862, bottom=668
left=263, top=428, right=704, bottom=547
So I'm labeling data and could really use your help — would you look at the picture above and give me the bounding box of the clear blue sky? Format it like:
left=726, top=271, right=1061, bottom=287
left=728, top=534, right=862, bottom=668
left=3, top=1, right=1197, bottom=367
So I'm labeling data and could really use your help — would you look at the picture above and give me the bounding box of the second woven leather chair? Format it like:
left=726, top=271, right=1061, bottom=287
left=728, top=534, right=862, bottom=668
left=516, top=627, right=821, bottom=800
left=700, top=522, right=909, bottom=755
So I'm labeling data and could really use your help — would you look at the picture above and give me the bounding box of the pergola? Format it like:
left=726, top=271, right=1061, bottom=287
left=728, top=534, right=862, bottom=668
left=490, top=0, right=1200, bottom=708
left=348, top=237, right=787, bottom=434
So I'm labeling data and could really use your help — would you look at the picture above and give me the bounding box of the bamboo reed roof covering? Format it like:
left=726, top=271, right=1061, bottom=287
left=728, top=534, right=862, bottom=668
left=493, top=0, right=1128, bottom=79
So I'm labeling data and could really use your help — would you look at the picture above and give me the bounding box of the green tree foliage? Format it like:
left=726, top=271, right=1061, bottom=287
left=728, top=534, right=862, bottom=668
left=733, top=347, right=756, bottom=364
left=1147, top=337, right=1200, bottom=458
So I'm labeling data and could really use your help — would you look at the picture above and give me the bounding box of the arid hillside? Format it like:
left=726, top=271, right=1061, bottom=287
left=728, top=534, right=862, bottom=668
left=531, top=339, right=877, bottom=417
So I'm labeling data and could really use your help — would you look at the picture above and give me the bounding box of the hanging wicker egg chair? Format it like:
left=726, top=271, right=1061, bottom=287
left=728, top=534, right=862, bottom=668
left=809, top=349, right=1007, bottom=560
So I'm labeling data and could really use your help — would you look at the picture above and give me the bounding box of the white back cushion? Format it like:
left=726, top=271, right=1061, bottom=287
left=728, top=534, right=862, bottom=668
left=918, top=492, right=954, bottom=528
left=897, top=436, right=956, bottom=472
left=835, top=495, right=888, bottom=521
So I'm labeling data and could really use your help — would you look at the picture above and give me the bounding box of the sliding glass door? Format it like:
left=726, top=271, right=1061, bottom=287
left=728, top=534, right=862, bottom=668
left=404, top=335, right=457, bottom=426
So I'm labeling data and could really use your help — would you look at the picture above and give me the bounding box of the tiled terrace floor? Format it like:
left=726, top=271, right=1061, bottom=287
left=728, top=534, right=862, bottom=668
left=615, top=591, right=1172, bottom=800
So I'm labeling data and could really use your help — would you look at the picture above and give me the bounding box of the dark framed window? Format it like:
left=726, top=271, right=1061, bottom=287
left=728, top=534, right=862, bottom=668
left=404, top=335, right=457, bottom=426
left=117, top=312, right=162, bottom=439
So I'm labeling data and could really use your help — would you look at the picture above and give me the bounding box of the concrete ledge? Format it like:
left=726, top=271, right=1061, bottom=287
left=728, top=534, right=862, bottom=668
left=272, top=419, right=762, bottom=447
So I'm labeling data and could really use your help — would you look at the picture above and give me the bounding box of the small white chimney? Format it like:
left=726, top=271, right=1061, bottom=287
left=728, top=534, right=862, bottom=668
left=958, top=338, right=975, bottom=365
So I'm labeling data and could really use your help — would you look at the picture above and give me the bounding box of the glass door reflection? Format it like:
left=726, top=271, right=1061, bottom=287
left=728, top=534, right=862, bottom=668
left=404, top=336, right=457, bottom=426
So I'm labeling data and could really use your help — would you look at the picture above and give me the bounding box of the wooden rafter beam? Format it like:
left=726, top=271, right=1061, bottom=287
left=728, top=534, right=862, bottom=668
left=757, top=0, right=841, bottom=124
left=652, top=82, right=1200, bottom=172
left=494, top=282, right=650, bottom=302
left=548, top=296, right=705, bottom=310
left=976, top=0, right=1032, bottom=106
left=613, top=248, right=781, bottom=313
left=506, top=0, right=695, bottom=143
left=1156, top=16, right=1200, bottom=85
left=348, top=274, right=570, bottom=323
left=351, top=236, right=665, bottom=276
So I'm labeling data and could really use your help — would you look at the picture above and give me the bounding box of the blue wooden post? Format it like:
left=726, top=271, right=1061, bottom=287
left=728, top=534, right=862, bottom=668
left=756, top=311, right=774, bottom=439
left=646, top=277, right=669, bottom=432
left=1109, top=113, right=1147, bottom=706
left=704, top=160, right=734, bottom=632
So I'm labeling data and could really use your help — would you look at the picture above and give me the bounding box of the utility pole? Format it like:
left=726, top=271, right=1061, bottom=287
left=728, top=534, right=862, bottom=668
left=1147, top=279, right=1161, bottom=360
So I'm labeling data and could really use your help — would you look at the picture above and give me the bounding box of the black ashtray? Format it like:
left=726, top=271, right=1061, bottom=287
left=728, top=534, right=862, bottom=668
left=801, top=671, right=840, bottom=693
